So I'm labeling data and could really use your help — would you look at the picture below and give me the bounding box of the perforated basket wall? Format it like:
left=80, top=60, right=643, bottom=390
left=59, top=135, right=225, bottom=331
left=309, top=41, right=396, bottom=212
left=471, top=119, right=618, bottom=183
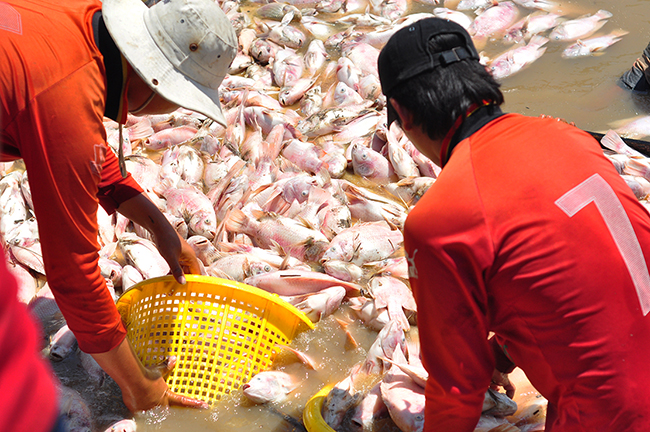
left=116, top=275, right=314, bottom=406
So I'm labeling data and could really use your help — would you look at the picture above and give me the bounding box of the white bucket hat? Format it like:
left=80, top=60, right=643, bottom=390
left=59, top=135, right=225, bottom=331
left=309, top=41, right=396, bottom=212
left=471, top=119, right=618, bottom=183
left=102, top=0, right=237, bottom=126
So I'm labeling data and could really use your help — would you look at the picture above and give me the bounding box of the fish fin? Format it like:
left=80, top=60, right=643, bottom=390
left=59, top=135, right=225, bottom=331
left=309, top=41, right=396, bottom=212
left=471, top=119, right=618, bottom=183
left=275, top=343, right=319, bottom=369
left=344, top=329, right=359, bottom=351
left=386, top=301, right=411, bottom=332
left=224, top=208, right=249, bottom=234
left=250, top=208, right=269, bottom=220
left=381, top=216, right=400, bottom=231
left=335, top=316, right=352, bottom=329
left=316, top=167, right=332, bottom=188
left=296, top=215, right=318, bottom=230
left=595, top=9, right=613, bottom=20
left=601, top=129, right=645, bottom=157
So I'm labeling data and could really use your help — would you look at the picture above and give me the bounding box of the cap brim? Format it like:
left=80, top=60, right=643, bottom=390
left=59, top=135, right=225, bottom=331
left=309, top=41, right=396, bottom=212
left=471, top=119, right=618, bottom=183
left=102, top=0, right=227, bottom=126
left=386, top=99, right=399, bottom=127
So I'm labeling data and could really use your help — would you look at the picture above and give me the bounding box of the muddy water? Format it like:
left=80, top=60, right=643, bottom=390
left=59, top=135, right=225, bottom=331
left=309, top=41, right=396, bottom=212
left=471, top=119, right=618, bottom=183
left=495, top=0, right=650, bottom=133
left=55, top=308, right=392, bottom=431
left=53, top=1, right=650, bottom=431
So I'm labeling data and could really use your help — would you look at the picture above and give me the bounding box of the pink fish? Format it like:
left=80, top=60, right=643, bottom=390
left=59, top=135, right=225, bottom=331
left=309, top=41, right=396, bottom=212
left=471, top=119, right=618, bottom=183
left=363, top=257, right=409, bottom=279
left=279, top=77, right=317, bottom=107
left=379, top=348, right=425, bottom=432
left=143, top=125, right=198, bottom=150
left=50, top=325, right=77, bottom=361
left=470, top=2, right=520, bottom=44
left=244, top=269, right=363, bottom=296
left=561, top=29, right=628, bottom=58
left=275, top=343, right=319, bottom=369
left=363, top=319, right=406, bottom=374
left=304, top=39, right=329, bottom=76
left=225, top=209, right=330, bottom=263
left=249, top=37, right=281, bottom=64
left=281, top=139, right=326, bottom=174
left=386, top=139, right=420, bottom=179
left=489, top=35, right=548, bottom=80
left=383, top=176, right=436, bottom=206
left=186, top=235, right=220, bottom=266
left=350, top=382, right=389, bottom=431
left=163, top=188, right=217, bottom=240
left=331, top=82, right=365, bottom=107
left=242, top=370, right=301, bottom=404
left=350, top=143, right=395, bottom=183
left=280, top=285, right=347, bottom=322
left=549, top=9, right=612, bottom=41
left=367, top=275, right=416, bottom=331
left=337, top=56, right=362, bottom=91
left=101, top=419, right=137, bottom=432
left=272, top=48, right=304, bottom=88
left=322, top=220, right=404, bottom=266
left=322, top=260, right=364, bottom=282
left=505, top=12, right=564, bottom=42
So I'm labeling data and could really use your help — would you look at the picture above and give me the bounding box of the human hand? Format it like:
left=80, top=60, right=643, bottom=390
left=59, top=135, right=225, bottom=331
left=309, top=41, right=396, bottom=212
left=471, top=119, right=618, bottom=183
left=116, top=193, right=200, bottom=284
left=143, top=357, right=209, bottom=411
left=490, top=369, right=515, bottom=399
left=125, top=357, right=209, bottom=412
left=92, top=339, right=209, bottom=414
left=155, top=232, right=201, bottom=285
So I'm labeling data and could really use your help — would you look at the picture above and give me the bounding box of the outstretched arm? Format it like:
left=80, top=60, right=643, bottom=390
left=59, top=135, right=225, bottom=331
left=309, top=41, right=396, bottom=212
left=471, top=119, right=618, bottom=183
left=116, top=192, right=201, bottom=282
left=91, top=337, right=208, bottom=412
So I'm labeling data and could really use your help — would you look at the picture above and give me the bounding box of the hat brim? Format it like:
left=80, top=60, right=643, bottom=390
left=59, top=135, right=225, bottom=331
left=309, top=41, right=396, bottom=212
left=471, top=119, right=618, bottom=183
left=102, top=0, right=227, bottom=126
left=386, top=99, right=399, bottom=127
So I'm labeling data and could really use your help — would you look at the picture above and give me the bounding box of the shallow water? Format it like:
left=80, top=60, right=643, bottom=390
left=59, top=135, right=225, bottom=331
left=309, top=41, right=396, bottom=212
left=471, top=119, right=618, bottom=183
left=51, top=0, right=650, bottom=430
left=495, top=0, right=650, bottom=133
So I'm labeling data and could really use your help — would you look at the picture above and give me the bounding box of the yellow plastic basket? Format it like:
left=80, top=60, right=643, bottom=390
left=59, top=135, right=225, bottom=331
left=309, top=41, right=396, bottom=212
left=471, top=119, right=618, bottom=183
left=303, top=384, right=336, bottom=432
left=116, top=275, right=314, bottom=406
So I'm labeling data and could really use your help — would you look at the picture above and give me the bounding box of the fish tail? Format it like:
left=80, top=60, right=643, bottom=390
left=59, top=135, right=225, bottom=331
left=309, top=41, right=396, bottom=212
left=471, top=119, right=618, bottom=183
left=601, top=129, right=642, bottom=156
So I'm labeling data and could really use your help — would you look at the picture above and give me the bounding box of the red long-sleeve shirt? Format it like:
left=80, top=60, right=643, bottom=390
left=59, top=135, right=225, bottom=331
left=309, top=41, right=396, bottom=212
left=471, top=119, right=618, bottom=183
left=0, top=0, right=143, bottom=353
left=405, top=114, right=650, bottom=431
left=0, top=251, right=59, bottom=432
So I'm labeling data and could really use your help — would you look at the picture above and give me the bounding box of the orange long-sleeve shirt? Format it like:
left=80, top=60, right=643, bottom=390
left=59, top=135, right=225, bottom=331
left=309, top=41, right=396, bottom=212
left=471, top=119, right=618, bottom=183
left=1, top=0, right=143, bottom=353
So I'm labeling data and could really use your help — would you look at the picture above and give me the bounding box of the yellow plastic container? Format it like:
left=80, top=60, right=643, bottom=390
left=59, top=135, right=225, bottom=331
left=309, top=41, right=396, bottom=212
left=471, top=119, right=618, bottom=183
left=303, top=384, right=336, bottom=432
left=116, top=275, right=314, bottom=406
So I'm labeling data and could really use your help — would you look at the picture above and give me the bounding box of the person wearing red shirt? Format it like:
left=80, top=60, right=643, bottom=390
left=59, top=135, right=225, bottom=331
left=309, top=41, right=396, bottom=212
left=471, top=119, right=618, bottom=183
left=1, top=0, right=237, bottom=416
left=378, top=18, right=650, bottom=431
left=0, top=248, right=60, bottom=432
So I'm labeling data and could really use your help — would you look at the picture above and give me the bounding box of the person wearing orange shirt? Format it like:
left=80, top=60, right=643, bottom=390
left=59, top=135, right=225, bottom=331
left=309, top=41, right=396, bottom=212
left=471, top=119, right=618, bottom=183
left=1, top=0, right=237, bottom=417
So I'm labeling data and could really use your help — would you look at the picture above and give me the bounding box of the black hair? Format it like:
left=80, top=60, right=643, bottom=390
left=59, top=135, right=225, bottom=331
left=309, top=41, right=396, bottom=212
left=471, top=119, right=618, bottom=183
left=389, top=33, right=504, bottom=141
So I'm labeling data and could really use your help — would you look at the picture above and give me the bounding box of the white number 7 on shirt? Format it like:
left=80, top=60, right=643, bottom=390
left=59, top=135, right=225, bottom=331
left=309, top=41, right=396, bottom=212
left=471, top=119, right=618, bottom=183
left=555, top=173, right=650, bottom=316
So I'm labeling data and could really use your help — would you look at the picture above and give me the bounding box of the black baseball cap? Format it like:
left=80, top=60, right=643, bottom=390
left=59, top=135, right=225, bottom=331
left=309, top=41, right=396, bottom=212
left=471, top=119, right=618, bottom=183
left=378, top=17, right=480, bottom=125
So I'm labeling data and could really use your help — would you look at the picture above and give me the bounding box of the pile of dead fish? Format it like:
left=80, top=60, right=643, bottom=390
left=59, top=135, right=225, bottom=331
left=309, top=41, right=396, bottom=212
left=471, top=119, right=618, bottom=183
left=0, top=0, right=644, bottom=431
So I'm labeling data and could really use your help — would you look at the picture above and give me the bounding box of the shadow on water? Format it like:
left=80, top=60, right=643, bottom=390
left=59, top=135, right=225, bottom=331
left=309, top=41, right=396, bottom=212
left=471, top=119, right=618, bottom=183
left=631, top=93, right=650, bottom=114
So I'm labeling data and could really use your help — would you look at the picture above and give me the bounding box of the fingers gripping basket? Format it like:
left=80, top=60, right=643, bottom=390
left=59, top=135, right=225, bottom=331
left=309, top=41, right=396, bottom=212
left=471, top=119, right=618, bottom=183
left=116, top=275, right=314, bottom=406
